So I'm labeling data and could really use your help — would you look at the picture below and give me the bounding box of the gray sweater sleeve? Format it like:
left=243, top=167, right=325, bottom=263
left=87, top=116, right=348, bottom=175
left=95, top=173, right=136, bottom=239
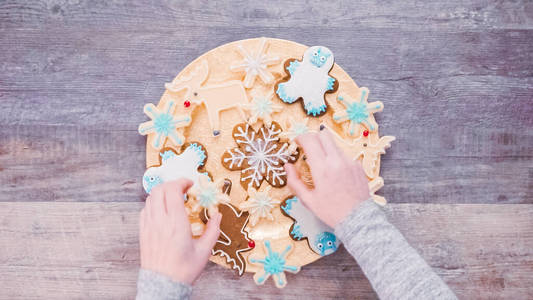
left=136, top=269, right=192, bottom=300
left=335, top=199, right=457, bottom=300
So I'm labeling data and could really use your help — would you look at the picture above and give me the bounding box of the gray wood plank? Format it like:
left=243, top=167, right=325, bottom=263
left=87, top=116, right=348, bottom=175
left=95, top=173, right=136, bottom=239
left=1, top=202, right=532, bottom=299
left=1, top=0, right=531, bottom=30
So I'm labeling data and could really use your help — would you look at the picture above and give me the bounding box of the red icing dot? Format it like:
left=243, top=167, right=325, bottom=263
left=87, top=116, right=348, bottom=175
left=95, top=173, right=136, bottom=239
left=184, top=100, right=191, bottom=108
left=248, top=240, right=255, bottom=249
left=363, top=130, right=369, bottom=137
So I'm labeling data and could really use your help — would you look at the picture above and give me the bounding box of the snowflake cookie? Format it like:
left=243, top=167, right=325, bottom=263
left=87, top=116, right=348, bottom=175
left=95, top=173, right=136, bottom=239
left=138, top=100, right=192, bottom=149
left=142, top=143, right=207, bottom=194
left=333, top=87, right=384, bottom=136
left=200, top=202, right=254, bottom=276
left=230, top=37, right=281, bottom=88
left=248, top=240, right=300, bottom=288
left=279, top=117, right=314, bottom=155
left=239, top=186, right=281, bottom=226
left=281, top=196, right=340, bottom=256
left=242, top=92, right=283, bottom=126
left=188, top=174, right=230, bottom=215
left=275, top=46, right=338, bottom=116
left=221, top=122, right=299, bottom=190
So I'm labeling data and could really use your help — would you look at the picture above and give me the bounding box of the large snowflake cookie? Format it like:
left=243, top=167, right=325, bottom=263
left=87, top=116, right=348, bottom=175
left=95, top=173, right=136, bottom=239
left=200, top=202, right=254, bottom=276
left=248, top=240, right=300, bottom=288
left=221, top=122, right=299, bottom=190
left=142, top=143, right=207, bottom=194
left=275, top=46, right=338, bottom=116
left=138, top=100, right=192, bottom=149
left=281, top=196, right=340, bottom=256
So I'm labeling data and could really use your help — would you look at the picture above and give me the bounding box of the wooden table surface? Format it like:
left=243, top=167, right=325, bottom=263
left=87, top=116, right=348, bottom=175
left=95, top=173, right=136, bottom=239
left=1, top=1, right=532, bottom=299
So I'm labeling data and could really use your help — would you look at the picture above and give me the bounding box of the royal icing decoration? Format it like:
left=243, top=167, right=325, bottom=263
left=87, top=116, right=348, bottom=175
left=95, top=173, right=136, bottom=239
left=279, top=117, right=313, bottom=154
left=333, top=87, right=383, bottom=136
left=369, top=176, right=387, bottom=206
left=138, top=101, right=191, bottom=149
left=188, top=174, right=230, bottom=214
left=281, top=196, right=340, bottom=256
left=142, top=143, right=207, bottom=194
left=200, top=203, right=253, bottom=276
left=165, top=60, right=247, bottom=136
left=230, top=38, right=281, bottom=88
left=221, top=122, right=299, bottom=190
left=275, top=46, right=338, bottom=116
left=239, top=186, right=281, bottom=226
left=248, top=240, right=300, bottom=288
left=326, top=125, right=395, bottom=179
left=243, top=92, right=283, bottom=126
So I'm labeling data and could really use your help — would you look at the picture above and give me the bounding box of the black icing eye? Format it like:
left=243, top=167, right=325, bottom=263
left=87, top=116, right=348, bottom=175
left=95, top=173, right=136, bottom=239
left=193, top=92, right=198, bottom=96
left=317, top=243, right=323, bottom=249
left=313, top=52, right=318, bottom=56
left=149, top=176, right=155, bottom=182
left=327, top=241, right=333, bottom=246
left=320, top=56, right=326, bottom=62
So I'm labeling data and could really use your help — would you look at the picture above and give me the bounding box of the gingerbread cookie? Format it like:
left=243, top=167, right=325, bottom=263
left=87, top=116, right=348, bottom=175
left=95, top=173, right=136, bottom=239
left=248, top=240, right=300, bottom=288
left=281, top=196, right=340, bottom=256
left=334, top=87, right=383, bottom=136
left=138, top=100, right=191, bottom=149
left=142, top=143, right=208, bottom=194
left=165, top=60, right=247, bottom=136
left=200, top=203, right=254, bottom=276
left=221, top=122, right=299, bottom=190
left=275, top=46, right=338, bottom=116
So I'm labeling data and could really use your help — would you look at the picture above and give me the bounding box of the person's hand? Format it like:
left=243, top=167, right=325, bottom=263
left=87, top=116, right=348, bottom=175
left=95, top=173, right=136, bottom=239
left=284, top=129, right=370, bottom=228
left=139, top=179, right=221, bottom=285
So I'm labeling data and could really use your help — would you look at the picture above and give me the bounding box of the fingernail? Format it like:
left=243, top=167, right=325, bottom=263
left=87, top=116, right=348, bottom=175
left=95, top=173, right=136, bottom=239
left=319, top=124, right=325, bottom=131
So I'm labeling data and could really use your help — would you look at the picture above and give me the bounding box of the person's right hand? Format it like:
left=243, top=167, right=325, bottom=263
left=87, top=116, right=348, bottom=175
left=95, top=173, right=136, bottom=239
left=284, top=128, right=371, bottom=228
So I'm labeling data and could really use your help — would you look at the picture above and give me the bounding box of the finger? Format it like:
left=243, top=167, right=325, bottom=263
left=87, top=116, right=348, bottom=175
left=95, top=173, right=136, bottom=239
left=295, top=133, right=326, bottom=166
left=318, top=129, right=344, bottom=159
left=195, top=211, right=221, bottom=255
left=149, top=185, right=166, bottom=219
left=165, top=179, right=193, bottom=220
left=285, top=163, right=312, bottom=202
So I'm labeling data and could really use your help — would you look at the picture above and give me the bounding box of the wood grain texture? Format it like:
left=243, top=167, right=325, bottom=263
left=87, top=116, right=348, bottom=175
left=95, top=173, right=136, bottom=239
left=0, top=0, right=532, bottom=298
left=1, top=202, right=532, bottom=299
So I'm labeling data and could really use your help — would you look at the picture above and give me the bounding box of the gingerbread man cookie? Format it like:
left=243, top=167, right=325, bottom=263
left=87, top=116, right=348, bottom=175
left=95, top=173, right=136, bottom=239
left=221, top=122, right=299, bottom=190
left=200, top=203, right=254, bottom=276
left=142, top=143, right=208, bottom=194
left=275, top=46, right=339, bottom=116
left=281, top=196, right=340, bottom=256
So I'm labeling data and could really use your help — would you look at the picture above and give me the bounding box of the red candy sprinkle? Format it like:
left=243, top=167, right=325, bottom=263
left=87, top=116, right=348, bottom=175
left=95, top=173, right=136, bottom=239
left=184, top=100, right=191, bottom=108
left=363, top=130, right=369, bottom=137
left=248, top=240, right=255, bottom=249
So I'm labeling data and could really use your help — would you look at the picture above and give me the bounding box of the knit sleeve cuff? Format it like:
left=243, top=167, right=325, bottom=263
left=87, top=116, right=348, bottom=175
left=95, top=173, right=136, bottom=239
left=136, top=268, right=192, bottom=300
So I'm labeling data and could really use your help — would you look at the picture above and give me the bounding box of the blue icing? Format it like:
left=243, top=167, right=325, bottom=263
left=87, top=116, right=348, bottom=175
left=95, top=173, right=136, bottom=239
left=290, top=224, right=303, bottom=240
left=188, top=143, right=206, bottom=166
left=287, top=60, right=300, bottom=75
left=281, top=196, right=298, bottom=214
left=143, top=174, right=163, bottom=193
left=305, top=103, right=326, bottom=116
left=159, top=150, right=177, bottom=162
left=250, top=241, right=299, bottom=285
left=327, top=76, right=336, bottom=91
left=310, top=47, right=332, bottom=68
left=315, top=232, right=338, bottom=256
left=276, top=83, right=296, bottom=103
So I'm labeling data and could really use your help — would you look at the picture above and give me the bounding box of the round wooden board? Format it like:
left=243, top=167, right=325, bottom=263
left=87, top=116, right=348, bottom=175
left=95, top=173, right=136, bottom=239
left=144, top=38, right=383, bottom=275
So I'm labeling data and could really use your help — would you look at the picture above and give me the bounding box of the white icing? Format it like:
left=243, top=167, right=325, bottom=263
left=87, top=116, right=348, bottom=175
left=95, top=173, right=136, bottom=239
left=276, top=46, right=335, bottom=115
left=230, top=38, right=280, bottom=88
left=282, top=197, right=340, bottom=256
left=239, top=186, right=281, bottom=226
left=243, top=92, right=282, bottom=126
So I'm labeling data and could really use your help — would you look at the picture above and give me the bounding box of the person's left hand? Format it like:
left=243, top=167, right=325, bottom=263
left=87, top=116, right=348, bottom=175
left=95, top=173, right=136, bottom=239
left=139, top=179, right=222, bottom=285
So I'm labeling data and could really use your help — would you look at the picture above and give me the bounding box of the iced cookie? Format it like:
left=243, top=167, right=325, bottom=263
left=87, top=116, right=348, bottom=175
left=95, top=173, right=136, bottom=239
left=248, top=240, right=300, bottom=288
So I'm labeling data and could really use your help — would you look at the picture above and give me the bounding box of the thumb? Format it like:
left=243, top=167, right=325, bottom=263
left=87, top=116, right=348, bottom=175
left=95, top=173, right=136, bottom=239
left=285, top=163, right=312, bottom=204
left=196, top=211, right=221, bottom=256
